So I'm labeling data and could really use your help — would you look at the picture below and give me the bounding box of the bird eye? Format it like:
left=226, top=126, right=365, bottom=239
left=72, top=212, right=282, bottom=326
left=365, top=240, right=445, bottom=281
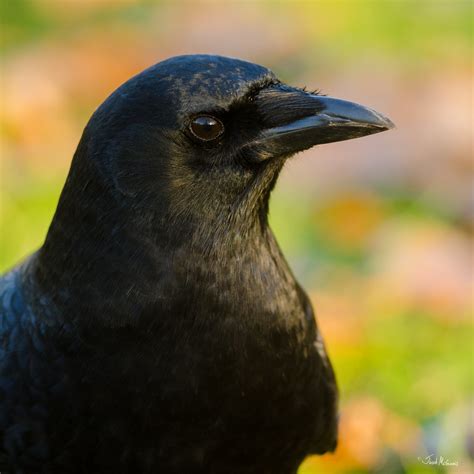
left=189, top=116, right=224, bottom=141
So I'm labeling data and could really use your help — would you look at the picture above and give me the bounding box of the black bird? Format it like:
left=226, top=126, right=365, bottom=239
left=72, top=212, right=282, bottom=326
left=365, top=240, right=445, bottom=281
left=0, top=55, right=393, bottom=474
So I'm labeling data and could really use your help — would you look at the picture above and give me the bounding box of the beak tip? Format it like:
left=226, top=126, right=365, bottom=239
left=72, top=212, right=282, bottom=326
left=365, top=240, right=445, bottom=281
left=316, top=96, right=395, bottom=133
left=372, top=110, right=396, bottom=131
left=354, top=104, right=395, bottom=132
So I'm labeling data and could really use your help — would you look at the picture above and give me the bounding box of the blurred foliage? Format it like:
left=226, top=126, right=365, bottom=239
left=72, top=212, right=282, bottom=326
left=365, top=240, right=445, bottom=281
left=1, top=1, right=472, bottom=61
left=0, top=1, right=473, bottom=474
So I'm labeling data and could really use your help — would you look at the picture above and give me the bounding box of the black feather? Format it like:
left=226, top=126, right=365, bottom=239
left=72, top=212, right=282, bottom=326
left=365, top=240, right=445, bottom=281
left=1, top=54, right=339, bottom=474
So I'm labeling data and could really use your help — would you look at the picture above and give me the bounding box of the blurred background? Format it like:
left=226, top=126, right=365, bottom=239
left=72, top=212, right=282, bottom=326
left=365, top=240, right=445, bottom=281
left=0, top=1, right=472, bottom=473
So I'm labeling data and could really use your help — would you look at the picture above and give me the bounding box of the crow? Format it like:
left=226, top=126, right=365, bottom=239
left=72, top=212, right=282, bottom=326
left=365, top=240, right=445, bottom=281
left=0, top=54, right=393, bottom=474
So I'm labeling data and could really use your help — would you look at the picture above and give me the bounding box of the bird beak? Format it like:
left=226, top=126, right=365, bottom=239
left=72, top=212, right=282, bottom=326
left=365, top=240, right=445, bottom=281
left=250, top=86, right=394, bottom=158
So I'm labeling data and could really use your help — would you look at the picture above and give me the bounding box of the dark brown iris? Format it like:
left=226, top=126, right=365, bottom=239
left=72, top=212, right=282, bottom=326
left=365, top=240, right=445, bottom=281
left=190, top=116, right=224, bottom=141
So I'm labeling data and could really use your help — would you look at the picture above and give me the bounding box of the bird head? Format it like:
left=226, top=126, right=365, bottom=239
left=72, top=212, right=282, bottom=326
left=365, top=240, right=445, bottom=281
left=39, top=54, right=394, bottom=325
left=72, top=54, right=394, bottom=239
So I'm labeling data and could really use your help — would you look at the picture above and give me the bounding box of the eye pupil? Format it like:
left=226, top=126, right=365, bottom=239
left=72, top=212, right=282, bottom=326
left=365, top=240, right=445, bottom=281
left=190, top=116, right=224, bottom=141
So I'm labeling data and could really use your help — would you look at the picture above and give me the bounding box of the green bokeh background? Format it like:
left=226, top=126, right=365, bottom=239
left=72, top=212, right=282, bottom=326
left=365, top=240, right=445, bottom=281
left=1, top=1, right=472, bottom=473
